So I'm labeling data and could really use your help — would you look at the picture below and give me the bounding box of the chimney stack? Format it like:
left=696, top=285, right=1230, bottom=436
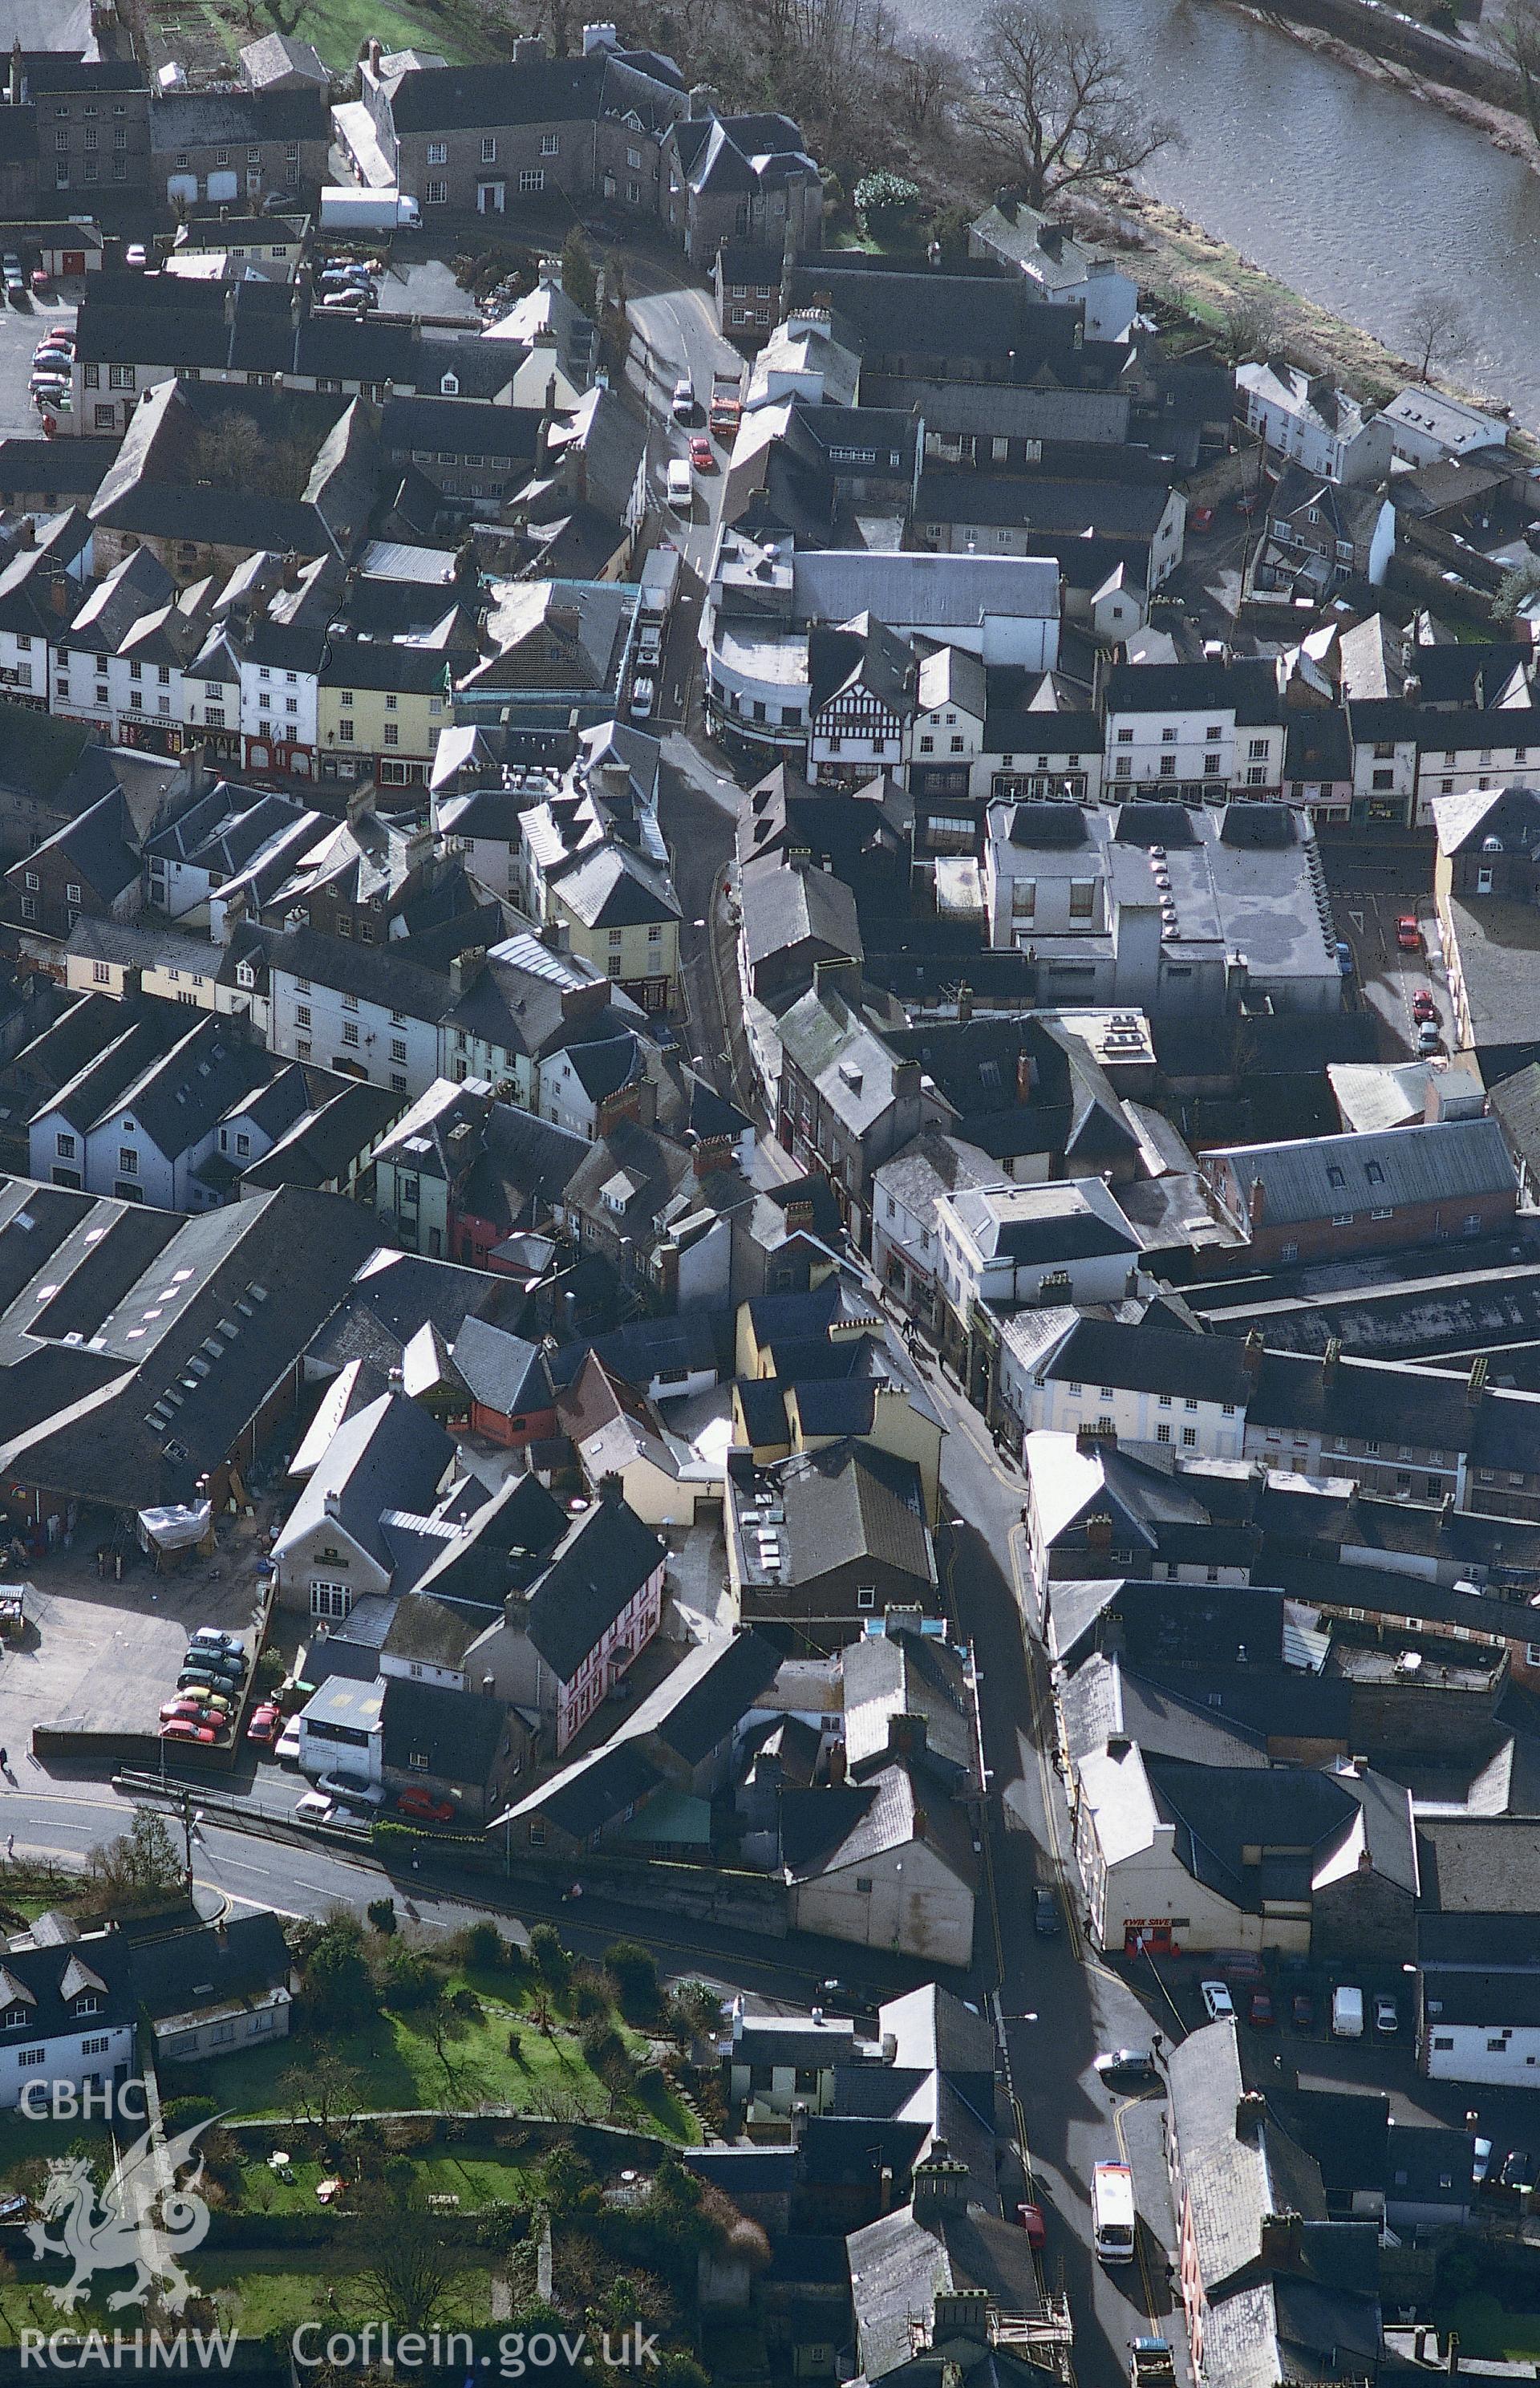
left=1259, top=2211, right=1306, bottom=2272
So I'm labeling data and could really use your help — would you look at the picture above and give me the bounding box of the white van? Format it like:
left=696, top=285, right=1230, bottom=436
left=1331, top=1985, right=1364, bottom=2039
left=666, top=457, right=692, bottom=513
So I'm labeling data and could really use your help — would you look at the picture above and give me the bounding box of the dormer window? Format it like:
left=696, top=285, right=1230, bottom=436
left=73, top=1993, right=99, bottom=2017
left=440, top=372, right=459, bottom=396
left=2, top=2005, right=27, bottom=2030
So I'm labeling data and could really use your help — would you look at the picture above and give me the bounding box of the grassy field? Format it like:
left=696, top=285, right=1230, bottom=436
left=199, top=1968, right=699, bottom=2143
left=1437, top=2291, right=1540, bottom=2359
left=239, top=2143, right=538, bottom=2214
left=209, top=0, right=504, bottom=69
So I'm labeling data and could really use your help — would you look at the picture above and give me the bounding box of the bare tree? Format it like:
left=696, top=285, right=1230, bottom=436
left=970, top=0, right=1179, bottom=210
left=356, top=2190, right=470, bottom=2333
left=278, top=2049, right=357, bottom=2135
left=890, top=35, right=963, bottom=133
left=1506, top=0, right=1540, bottom=139
left=1403, top=289, right=1473, bottom=383
left=1214, top=290, right=1280, bottom=366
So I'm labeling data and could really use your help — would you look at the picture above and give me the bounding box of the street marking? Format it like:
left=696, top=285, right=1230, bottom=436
left=1348, top=910, right=1365, bottom=930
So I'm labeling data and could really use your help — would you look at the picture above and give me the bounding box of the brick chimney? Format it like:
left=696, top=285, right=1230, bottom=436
left=1322, top=1335, right=1340, bottom=1389
left=1469, top=1355, right=1489, bottom=1406
left=1247, top=1174, right=1266, bottom=1226
left=1259, top=2210, right=1305, bottom=2271
left=598, top=1471, right=624, bottom=1506
left=1242, top=1329, right=1264, bottom=1381
left=931, top=2290, right=989, bottom=2344
left=910, top=2143, right=969, bottom=2219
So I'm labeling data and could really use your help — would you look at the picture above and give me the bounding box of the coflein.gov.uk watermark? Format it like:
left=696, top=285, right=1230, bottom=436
left=20, top=2328, right=663, bottom=2375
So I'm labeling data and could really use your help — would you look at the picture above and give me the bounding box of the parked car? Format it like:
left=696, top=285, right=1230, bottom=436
left=3, top=255, right=24, bottom=303
left=1334, top=939, right=1355, bottom=977
left=189, top=1628, right=244, bottom=1656
left=274, top=1717, right=302, bottom=1766
left=178, top=1664, right=234, bottom=1694
left=246, top=1703, right=282, bottom=1746
left=1015, top=2202, right=1046, bottom=2248
left=1188, top=504, right=1214, bottom=529
left=1417, top=1020, right=1442, bottom=1055
left=1093, top=2049, right=1159, bottom=2085
left=1501, top=2149, right=1536, bottom=2194
left=160, top=1719, right=216, bottom=1745
left=160, top=1696, right=221, bottom=1725
left=316, top=1773, right=383, bottom=1810
left=1033, top=1887, right=1060, bottom=1937
left=1396, top=914, right=1423, bottom=952
left=124, top=244, right=148, bottom=270
left=1331, top=1985, right=1364, bottom=2039
left=689, top=433, right=716, bottom=472
left=1473, top=2136, right=1493, bottom=2184
left=1249, top=1989, right=1275, bottom=2028
left=28, top=269, right=48, bottom=295
left=1200, top=1981, right=1234, bottom=2022
left=294, top=1790, right=334, bottom=1823
left=396, top=1786, right=456, bottom=1822
left=629, top=675, right=655, bottom=722
left=1373, top=1994, right=1398, bottom=2035
left=1412, top=988, right=1437, bottom=1023
left=1290, top=1992, right=1316, bottom=2032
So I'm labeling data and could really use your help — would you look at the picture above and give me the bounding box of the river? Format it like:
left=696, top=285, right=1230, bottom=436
left=888, top=0, right=1540, bottom=423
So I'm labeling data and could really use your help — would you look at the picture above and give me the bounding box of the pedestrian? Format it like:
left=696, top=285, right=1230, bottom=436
left=6, top=1835, right=14, bottom=1861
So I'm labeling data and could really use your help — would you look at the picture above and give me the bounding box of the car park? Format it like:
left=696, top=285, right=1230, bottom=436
left=1093, top=2049, right=1159, bottom=2085
left=1034, top=1887, right=1060, bottom=1936
left=1015, top=2202, right=1046, bottom=2248
left=1396, top=914, right=1422, bottom=951
left=1373, top=1994, right=1398, bottom=2035
left=1249, top=1989, right=1275, bottom=2028
left=689, top=433, right=715, bottom=472
left=1200, top=1981, right=1234, bottom=2022
left=396, top=1786, right=456, bottom=1822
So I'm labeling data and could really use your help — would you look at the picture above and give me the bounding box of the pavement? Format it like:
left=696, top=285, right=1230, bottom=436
left=0, top=285, right=78, bottom=437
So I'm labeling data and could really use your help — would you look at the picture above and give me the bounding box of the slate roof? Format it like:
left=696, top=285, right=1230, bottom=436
left=523, top=1487, right=664, bottom=1684
left=132, top=1912, right=291, bottom=2020
left=450, top=1316, right=551, bottom=1418
left=1034, top=1313, right=1253, bottom=1405
left=739, top=853, right=862, bottom=972
left=1210, top=1118, right=1517, bottom=1227
left=0, top=1930, right=136, bottom=2042
left=379, top=1673, right=507, bottom=1786
left=842, top=1624, right=981, bottom=1792
left=776, top=1442, right=934, bottom=1591
left=782, top=1759, right=979, bottom=1887
left=273, top=1391, right=453, bottom=1574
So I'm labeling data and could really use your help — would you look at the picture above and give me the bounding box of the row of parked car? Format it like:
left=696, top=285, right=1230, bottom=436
left=1199, top=1973, right=1399, bottom=2037
left=30, top=324, right=74, bottom=418
left=159, top=1627, right=248, bottom=1744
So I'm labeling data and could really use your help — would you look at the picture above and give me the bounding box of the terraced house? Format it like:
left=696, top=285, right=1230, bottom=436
left=348, top=31, right=686, bottom=219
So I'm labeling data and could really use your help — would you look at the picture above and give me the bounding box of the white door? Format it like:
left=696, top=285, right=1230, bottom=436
left=476, top=180, right=505, bottom=214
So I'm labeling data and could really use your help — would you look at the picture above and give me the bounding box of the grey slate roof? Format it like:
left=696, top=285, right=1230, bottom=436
left=1210, top=1118, right=1517, bottom=1227
left=379, top=1673, right=507, bottom=1786
left=275, top=1391, right=453, bottom=1573
left=524, top=1487, right=664, bottom=1684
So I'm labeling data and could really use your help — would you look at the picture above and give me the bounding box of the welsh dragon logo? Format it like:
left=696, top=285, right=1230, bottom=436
left=26, top=2112, right=216, bottom=2313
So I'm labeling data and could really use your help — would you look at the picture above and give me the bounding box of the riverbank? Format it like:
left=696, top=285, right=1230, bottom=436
left=1228, top=0, right=1540, bottom=166
left=1068, top=178, right=1540, bottom=460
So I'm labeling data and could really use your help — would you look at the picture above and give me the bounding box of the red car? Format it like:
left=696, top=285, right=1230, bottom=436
left=1189, top=504, right=1214, bottom=530
left=688, top=434, right=715, bottom=473
left=1412, top=988, right=1437, bottom=1023
left=396, top=1786, right=456, bottom=1823
left=1396, top=914, right=1423, bottom=953
left=246, top=1703, right=282, bottom=1746
left=160, top=1718, right=216, bottom=1745
left=1015, top=2202, right=1047, bottom=2248
left=1249, top=1989, right=1275, bottom=2028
